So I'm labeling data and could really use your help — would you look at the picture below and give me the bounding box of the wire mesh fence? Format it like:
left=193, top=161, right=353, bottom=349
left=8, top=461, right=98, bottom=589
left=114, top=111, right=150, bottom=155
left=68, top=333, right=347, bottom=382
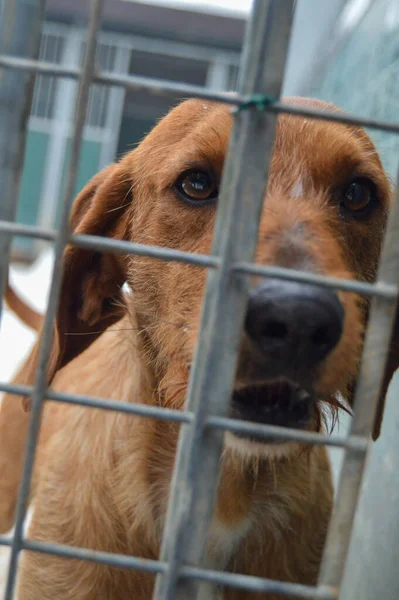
left=0, top=0, right=398, bottom=599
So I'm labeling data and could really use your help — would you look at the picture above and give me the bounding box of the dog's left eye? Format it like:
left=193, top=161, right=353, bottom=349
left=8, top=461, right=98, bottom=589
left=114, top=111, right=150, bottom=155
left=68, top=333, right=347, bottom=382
left=341, top=178, right=376, bottom=217
left=174, top=169, right=218, bottom=205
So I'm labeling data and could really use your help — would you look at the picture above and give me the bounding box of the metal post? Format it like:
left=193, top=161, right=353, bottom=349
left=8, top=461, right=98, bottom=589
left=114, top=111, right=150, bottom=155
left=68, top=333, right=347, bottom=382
left=0, top=0, right=45, bottom=320
left=154, top=2, right=295, bottom=599
left=317, top=167, right=399, bottom=592
left=339, top=379, right=399, bottom=600
left=98, top=43, right=130, bottom=168
left=2, top=0, right=105, bottom=597
left=37, top=27, right=83, bottom=231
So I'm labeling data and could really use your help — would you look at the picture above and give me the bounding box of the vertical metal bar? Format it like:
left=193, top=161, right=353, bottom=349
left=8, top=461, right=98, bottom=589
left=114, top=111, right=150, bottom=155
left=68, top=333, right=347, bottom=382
left=37, top=27, right=83, bottom=231
left=154, top=2, right=295, bottom=599
left=206, top=59, right=230, bottom=91
left=3, top=1, right=104, bottom=597
left=339, top=383, right=399, bottom=600
left=98, top=44, right=130, bottom=169
left=317, top=168, right=399, bottom=593
left=0, top=0, right=45, bottom=320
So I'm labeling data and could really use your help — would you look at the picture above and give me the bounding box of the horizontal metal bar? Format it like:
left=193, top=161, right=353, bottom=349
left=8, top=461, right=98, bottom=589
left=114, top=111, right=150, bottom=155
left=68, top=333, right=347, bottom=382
left=0, top=383, right=35, bottom=396
left=181, top=566, right=338, bottom=600
left=71, top=233, right=220, bottom=269
left=207, top=415, right=367, bottom=452
left=0, top=54, right=240, bottom=102
left=0, top=54, right=399, bottom=134
left=45, top=389, right=193, bottom=423
left=0, top=536, right=337, bottom=599
left=0, top=221, right=219, bottom=269
left=0, top=536, right=11, bottom=546
left=0, top=382, right=192, bottom=424
left=0, top=381, right=366, bottom=450
left=0, top=220, right=56, bottom=241
left=235, top=262, right=398, bottom=299
left=0, top=219, right=397, bottom=299
left=0, top=536, right=166, bottom=574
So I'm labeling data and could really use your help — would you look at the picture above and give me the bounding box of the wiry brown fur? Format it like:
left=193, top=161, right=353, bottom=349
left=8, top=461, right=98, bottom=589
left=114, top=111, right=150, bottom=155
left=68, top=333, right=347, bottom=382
left=0, top=97, right=397, bottom=599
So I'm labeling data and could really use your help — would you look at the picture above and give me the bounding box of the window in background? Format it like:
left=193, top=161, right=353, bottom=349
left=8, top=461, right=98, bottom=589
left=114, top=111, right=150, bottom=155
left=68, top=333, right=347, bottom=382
left=13, top=22, right=240, bottom=262
left=117, top=48, right=238, bottom=158
left=13, top=25, right=67, bottom=261
left=31, top=31, right=64, bottom=120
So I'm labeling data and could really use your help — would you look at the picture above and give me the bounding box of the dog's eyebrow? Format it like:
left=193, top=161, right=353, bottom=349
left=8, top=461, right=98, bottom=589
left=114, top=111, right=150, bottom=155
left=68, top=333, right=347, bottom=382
left=290, top=178, right=304, bottom=198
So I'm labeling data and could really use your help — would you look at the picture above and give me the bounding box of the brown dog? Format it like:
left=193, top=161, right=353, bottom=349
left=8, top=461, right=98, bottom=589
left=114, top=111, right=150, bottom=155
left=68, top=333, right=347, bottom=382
left=0, top=97, right=398, bottom=599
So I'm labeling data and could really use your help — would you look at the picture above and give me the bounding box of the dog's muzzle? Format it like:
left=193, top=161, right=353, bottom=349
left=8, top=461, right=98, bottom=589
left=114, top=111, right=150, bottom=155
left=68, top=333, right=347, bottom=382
left=230, top=279, right=344, bottom=439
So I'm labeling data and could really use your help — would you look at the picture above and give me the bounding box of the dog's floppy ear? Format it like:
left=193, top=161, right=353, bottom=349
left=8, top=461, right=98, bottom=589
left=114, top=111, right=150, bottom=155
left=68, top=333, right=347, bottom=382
left=22, top=159, right=133, bottom=410
left=372, top=308, right=399, bottom=440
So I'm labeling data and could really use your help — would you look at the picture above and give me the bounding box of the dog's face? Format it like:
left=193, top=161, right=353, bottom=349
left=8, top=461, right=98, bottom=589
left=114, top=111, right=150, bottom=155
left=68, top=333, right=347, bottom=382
left=28, top=98, right=397, bottom=451
left=124, top=98, right=391, bottom=452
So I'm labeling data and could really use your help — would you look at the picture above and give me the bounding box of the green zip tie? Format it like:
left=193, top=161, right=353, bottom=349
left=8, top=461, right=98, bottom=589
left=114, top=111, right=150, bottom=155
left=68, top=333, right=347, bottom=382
left=232, top=94, right=277, bottom=114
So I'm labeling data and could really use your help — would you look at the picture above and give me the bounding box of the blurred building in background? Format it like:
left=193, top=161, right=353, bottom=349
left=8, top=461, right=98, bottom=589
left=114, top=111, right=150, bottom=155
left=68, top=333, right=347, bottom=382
left=13, top=0, right=243, bottom=259
left=12, top=0, right=399, bottom=260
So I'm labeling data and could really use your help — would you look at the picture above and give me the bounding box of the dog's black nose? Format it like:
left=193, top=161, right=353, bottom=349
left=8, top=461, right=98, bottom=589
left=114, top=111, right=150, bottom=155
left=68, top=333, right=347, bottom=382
left=245, top=280, right=344, bottom=373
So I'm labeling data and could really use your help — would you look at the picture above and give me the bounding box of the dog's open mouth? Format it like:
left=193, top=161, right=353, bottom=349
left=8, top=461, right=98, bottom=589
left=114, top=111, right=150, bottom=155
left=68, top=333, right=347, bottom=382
left=230, top=377, right=315, bottom=442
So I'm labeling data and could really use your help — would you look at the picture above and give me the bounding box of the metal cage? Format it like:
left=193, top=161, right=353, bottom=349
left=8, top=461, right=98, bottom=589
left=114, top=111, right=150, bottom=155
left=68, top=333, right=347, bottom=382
left=0, top=0, right=399, bottom=599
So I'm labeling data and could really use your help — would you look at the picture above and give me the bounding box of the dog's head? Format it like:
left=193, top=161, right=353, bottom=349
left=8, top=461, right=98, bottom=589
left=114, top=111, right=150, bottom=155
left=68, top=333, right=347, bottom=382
left=24, top=98, right=397, bottom=450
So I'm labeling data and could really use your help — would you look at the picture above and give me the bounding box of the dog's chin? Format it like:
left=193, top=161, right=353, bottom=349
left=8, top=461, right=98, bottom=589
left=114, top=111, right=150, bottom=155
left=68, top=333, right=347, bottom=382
left=225, top=377, right=315, bottom=459
left=224, top=431, right=301, bottom=460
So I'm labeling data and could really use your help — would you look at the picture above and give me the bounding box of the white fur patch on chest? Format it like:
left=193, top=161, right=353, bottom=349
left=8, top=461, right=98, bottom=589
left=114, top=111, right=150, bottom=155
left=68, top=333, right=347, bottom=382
left=206, top=517, right=252, bottom=568
left=198, top=517, right=252, bottom=600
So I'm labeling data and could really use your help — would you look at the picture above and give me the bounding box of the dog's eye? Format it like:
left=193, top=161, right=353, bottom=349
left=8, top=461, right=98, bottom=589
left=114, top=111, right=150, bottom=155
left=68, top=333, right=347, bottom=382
left=341, top=178, right=376, bottom=217
left=175, top=170, right=218, bottom=205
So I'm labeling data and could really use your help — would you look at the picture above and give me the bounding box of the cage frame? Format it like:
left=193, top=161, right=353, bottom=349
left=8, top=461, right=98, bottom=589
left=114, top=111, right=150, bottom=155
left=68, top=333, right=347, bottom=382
left=0, top=0, right=399, bottom=599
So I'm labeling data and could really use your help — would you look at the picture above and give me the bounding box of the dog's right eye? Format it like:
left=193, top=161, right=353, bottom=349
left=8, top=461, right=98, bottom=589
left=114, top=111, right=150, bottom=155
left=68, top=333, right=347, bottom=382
left=174, top=169, right=218, bottom=206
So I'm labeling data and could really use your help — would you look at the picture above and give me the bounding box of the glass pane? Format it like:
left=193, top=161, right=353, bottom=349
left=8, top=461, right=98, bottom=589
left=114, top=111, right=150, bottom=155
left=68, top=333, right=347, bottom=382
left=83, top=42, right=117, bottom=129
left=129, top=49, right=208, bottom=86
left=31, top=32, right=64, bottom=120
